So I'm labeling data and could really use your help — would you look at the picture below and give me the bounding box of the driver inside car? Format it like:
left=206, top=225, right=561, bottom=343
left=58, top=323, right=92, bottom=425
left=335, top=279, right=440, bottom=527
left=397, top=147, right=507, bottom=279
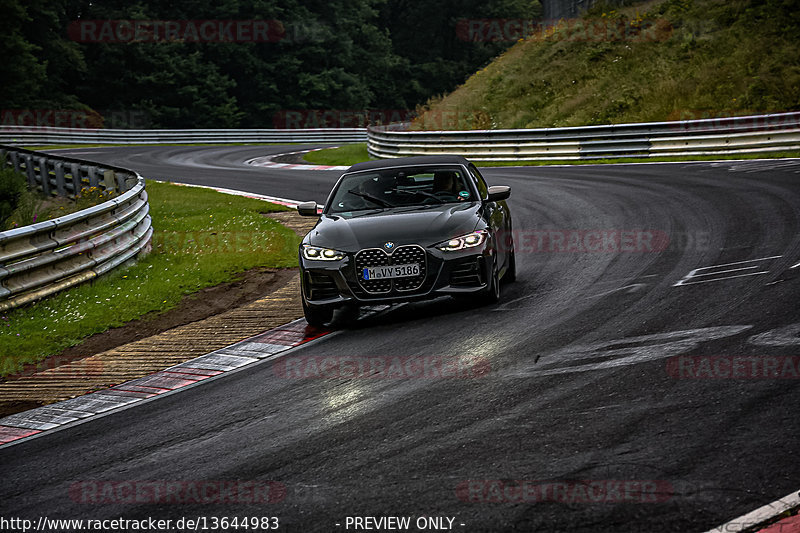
left=432, top=170, right=466, bottom=200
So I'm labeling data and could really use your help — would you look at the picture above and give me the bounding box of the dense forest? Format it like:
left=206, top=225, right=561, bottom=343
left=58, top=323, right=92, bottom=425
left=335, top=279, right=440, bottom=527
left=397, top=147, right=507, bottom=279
left=1, top=0, right=540, bottom=129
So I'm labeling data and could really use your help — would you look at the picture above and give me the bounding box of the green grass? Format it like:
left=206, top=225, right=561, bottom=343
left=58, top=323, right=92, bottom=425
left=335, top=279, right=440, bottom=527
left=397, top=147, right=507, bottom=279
left=0, top=180, right=299, bottom=377
left=303, top=143, right=372, bottom=166
left=417, top=0, right=800, bottom=130
left=295, top=143, right=800, bottom=167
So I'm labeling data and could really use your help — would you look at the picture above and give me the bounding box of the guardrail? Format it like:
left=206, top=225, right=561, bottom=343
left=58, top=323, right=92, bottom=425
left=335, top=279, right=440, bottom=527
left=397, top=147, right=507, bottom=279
left=0, top=126, right=367, bottom=146
left=0, top=145, right=152, bottom=311
left=368, top=112, right=800, bottom=160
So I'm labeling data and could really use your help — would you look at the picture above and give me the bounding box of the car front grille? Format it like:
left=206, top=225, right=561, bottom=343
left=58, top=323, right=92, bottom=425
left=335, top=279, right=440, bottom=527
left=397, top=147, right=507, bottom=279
left=355, top=245, right=427, bottom=294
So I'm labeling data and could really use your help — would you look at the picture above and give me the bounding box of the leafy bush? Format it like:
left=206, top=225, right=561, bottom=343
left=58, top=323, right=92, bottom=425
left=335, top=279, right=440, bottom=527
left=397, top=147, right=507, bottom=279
left=74, top=186, right=117, bottom=209
left=0, top=167, right=27, bottom=227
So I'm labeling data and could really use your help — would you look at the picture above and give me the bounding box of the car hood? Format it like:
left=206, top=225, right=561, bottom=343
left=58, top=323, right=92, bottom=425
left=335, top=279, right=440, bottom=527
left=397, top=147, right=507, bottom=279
left=305, top=202, right=482, bottom=251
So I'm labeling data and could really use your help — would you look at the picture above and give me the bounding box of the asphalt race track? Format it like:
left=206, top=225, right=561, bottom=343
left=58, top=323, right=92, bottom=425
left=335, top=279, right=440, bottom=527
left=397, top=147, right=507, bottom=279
left=47, top=145, right=347, bottom=203
left=2, top=146, right=800, bottom=532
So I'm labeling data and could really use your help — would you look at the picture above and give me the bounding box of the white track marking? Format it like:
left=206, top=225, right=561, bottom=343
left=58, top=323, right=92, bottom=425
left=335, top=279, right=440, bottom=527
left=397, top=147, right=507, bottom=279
left=673, top=256, right=783, bottom=286
left=674, top=270, right=771, bottom=286
left=703, top=489, right=800, bottom=533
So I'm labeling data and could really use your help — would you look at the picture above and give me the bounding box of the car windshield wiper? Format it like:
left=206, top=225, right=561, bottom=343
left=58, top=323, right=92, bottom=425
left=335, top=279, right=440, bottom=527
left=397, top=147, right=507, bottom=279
left=347, top=189, right=394, bottom=208
left=391, top=188, right=445, bottom=203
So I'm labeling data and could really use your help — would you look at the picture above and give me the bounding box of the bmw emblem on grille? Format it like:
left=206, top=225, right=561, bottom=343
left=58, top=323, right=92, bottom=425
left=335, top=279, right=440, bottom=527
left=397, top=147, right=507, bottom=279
left=383, top=241, right=395, bottom=251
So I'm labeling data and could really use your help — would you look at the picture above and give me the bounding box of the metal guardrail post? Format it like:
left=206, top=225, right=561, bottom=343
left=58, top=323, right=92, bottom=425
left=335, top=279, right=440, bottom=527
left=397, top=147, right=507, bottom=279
left=23, top=155, right=36, bottom=188
left=38, top=156, right=50, bottom=196
left=54, top=162, right=66, bottom=196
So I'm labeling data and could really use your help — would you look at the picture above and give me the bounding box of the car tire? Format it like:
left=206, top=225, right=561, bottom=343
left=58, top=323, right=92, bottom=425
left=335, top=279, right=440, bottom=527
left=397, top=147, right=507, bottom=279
left=480, top=259, right=501, bottom=304
left=301, top=277, right=335, bottom=326
left=302, top=296, right=334, bottom=327
left=333, top=304, right=360, bottom=327
left=502, top=248, right=516, bottom=284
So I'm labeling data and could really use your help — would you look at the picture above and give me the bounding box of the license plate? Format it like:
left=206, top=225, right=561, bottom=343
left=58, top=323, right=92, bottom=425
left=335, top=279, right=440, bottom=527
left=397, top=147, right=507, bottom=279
left=363, top=263, right=420, bottom=280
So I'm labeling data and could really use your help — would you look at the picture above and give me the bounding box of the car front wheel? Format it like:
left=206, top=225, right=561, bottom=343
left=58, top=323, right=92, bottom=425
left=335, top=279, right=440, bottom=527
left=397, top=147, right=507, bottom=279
left=502, top=248, right=516, bottom=284
left=480, top=258, right=501, bottom=304
left=302, top=278, right=334, bottom=326
left=303, top=298, right=334, bottom=327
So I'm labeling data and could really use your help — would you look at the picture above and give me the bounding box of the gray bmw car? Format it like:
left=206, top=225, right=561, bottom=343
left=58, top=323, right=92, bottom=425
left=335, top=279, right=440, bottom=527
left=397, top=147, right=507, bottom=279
left=296, top=155, right=515, bottom=326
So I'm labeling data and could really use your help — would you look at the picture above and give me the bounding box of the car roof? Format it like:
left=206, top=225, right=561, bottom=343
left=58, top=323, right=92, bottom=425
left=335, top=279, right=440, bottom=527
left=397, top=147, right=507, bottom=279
left=345, top=155, right=471, bottom=173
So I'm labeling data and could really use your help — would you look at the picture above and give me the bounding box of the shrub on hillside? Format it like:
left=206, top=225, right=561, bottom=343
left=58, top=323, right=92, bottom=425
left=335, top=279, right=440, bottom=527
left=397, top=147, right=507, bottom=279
left=0, top=167, right=27, bottom=227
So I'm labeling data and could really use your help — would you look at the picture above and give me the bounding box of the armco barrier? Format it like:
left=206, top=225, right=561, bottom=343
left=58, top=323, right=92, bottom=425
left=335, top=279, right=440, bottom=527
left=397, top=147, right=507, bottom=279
left=367, top=112, right=800, bottom=160
left=0, top=145, right=152, bottom=311
left=0, top=126, right=367, bottom=146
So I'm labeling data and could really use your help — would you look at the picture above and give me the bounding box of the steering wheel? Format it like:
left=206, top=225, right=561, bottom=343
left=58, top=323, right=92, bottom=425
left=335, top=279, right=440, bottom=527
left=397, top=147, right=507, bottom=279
left=433, top=191, right=458, bottom=201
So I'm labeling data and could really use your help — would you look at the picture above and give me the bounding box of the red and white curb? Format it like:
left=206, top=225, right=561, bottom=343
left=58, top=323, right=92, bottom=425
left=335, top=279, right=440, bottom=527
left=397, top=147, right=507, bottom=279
left=0, top=183, right=329, bottom=447
left=246, top=147, right=349, bottom=171
left=0, top=300, right=391, bottom=448
left=758, top=514, right=800, bottom=533
left=0, top=319, right=332, bottom=447
left=704, top=489, right=800, bottom=533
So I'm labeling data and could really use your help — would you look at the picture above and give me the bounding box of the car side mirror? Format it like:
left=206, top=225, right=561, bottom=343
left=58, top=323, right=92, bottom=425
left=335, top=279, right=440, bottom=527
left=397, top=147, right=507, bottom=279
left=297, top=201, right=320, bottom=217
left=486, top=185, right=511, bottom=202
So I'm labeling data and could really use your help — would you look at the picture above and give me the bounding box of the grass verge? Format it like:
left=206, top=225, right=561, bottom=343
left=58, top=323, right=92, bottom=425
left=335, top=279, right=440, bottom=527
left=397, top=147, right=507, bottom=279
left=0, top=180, right=299, bottom=377
left=303, top=143, right=372, bottom=166
left=297, top=143, right=800, bottom=168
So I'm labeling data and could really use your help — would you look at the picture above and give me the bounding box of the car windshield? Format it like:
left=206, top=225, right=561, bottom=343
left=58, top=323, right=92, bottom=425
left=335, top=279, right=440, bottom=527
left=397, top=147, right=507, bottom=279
left=327, top=166, right=473, bottom=214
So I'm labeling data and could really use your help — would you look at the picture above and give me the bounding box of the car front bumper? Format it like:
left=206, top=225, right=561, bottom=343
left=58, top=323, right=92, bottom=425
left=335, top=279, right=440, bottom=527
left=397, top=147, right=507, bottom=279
left=300, top=245, right=495, bottom=309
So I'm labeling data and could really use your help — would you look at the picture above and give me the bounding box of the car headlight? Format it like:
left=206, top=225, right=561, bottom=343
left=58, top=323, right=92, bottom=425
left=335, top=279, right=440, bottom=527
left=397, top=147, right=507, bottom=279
left=302, top=244, right=346, bottom=261
left=437, top=230, right=488, bottom=251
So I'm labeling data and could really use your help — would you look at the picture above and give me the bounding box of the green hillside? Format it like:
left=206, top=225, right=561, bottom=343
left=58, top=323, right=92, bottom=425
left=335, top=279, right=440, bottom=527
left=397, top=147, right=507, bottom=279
left=415, top=0, right=800, bottom=130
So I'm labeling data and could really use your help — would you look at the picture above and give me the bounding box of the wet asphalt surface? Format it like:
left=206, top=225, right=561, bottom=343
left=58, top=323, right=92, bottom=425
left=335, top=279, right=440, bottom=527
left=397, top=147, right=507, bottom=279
left=2, top=146, right=799, bottom=532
